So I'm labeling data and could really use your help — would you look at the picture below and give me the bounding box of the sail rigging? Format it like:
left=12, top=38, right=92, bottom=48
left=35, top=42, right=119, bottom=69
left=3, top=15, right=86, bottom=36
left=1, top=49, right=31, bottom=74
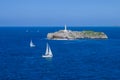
left=42, top=43, right=53, bottom=58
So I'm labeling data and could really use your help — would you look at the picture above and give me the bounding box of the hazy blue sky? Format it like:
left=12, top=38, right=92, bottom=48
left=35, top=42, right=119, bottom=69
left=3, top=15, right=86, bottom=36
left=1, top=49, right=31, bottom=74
left=0, top=0, right=120, bottom=26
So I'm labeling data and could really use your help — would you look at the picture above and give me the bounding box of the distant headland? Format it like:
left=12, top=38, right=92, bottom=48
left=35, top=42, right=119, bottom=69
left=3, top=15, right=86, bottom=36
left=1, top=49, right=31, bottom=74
left=47, top=25, right=108, bottom=40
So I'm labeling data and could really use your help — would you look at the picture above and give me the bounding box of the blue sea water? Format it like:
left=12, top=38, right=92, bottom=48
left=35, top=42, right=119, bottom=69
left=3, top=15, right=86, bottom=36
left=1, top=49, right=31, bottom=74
left=0, top=27, right=120, bottom=80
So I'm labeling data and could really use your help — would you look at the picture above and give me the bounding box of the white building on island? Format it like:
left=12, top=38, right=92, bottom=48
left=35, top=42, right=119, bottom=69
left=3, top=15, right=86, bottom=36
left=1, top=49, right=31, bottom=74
left=64, top=24, right=68, bottom=32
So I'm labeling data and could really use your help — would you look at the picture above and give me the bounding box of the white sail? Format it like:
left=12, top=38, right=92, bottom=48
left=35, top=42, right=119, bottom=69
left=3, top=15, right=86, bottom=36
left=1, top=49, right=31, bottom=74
left=30, top=40, right=35, bottom=47
left=45, top=43, right=49, bottom=55
left=48, top=45, right=53, bottom=56
left=42, top=43, right=53, bottom=58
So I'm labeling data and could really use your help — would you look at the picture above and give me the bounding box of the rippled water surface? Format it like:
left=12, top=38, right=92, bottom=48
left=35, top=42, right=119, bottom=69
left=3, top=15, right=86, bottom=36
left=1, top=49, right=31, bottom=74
left=0, top=27, right=120, bottom=80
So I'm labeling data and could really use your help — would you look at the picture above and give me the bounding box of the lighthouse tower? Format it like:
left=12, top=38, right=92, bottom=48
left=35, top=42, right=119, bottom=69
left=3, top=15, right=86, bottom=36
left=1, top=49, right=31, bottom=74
left=64, top=24, right=67, bottom=32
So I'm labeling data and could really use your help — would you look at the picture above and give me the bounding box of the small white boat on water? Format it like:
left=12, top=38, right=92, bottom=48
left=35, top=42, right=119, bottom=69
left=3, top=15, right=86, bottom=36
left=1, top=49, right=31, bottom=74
left=26, top=30, right=28, bottom=32
left=30, top=40, right=36, bottom=47
left=37, top=30, right=39, bottom=32
left=42, top=43, right=53, bottom=58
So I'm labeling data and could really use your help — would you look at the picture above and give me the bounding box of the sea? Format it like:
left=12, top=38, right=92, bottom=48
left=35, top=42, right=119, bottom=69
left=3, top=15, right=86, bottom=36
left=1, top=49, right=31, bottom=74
left=0, top=26, right=120, bottom=80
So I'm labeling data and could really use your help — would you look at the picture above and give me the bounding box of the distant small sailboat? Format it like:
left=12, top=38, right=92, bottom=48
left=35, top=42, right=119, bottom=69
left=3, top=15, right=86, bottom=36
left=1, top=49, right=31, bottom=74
left=30, top=40, right=35, bottom=47
left=26, top=30, right=29, bottom=32
left=42, top=43, right=53, bottom=58
left=37, top=30, right=39, bottom=32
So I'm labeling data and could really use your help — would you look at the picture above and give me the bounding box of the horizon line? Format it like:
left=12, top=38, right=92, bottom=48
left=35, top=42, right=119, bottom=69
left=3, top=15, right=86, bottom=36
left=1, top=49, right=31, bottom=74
left=0, top=25, right=120, bottom=27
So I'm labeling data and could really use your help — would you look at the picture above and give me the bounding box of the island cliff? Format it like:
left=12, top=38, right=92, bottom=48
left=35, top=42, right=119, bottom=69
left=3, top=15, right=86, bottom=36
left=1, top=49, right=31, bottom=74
left=47, top=25, right=108, bottom=40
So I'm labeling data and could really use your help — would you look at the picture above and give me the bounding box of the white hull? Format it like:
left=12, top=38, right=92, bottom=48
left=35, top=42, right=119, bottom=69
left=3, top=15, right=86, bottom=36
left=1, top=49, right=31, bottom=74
left=30, top=44, right=35, bottom=47
left=42, top=55, right=53, bottom=58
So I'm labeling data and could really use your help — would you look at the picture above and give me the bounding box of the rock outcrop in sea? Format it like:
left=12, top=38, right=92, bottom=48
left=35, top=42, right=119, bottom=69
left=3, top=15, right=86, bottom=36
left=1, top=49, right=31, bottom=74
left=47, top=25, right=108, bottom=40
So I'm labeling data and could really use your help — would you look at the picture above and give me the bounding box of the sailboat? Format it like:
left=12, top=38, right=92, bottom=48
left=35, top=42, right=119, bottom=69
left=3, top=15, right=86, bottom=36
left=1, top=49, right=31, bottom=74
left=37, top=30, right=39, bottom=32
left=26, top=30, right=28, bottom=32
left=42, top=43, right=53, bottom=58
left=30, top=40, right=36, bottom=47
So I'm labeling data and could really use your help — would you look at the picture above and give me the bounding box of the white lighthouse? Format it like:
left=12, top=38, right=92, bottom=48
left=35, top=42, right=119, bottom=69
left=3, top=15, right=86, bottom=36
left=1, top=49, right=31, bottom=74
left=64, top=24, right=67, bottom=32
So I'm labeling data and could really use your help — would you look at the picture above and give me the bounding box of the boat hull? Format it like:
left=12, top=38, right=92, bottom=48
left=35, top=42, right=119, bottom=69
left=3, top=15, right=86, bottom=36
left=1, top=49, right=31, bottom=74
left=30, top=45, right=35, bottom=47
left=42, top=55, right=53, bottom=58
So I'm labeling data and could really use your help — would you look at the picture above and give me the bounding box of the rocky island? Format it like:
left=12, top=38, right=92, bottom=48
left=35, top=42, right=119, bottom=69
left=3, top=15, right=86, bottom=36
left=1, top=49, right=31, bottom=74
left=47, top=25, right=108, bottom=40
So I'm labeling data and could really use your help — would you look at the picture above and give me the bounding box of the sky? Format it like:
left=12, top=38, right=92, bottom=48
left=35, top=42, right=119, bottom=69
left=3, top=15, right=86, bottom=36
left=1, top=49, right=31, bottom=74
left=0, top=0, right=120, bottom=26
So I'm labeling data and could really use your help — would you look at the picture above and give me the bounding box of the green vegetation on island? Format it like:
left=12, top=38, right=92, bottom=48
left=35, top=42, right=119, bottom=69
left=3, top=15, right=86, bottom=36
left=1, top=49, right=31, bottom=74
left=47, top=30, right=108, bottom=40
